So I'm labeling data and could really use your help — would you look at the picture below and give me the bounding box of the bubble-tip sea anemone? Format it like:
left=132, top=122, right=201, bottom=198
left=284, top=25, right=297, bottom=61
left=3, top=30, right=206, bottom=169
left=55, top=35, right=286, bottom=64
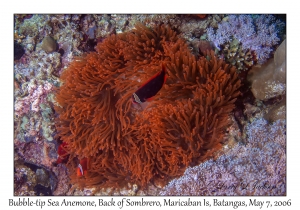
left=55, top=23, right=241, bottom=189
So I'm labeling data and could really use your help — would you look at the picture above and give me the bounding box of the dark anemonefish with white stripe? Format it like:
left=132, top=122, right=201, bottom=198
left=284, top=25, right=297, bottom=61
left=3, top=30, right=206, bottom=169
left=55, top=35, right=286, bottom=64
left=132, top=63, right=167, bottom=104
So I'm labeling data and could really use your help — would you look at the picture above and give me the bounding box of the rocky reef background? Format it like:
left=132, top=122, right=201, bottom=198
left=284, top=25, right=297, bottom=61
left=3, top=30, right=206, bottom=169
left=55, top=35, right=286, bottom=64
left=13, top=14, right=286, bottom=195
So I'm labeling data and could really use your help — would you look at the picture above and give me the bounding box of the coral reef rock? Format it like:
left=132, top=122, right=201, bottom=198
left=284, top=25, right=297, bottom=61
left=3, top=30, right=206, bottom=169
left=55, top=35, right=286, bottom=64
left=264, top=98, right=286, bottom=122
left=41, top=36, right=57, bottom=53
left=14, top=155, right=58, bottom=196
left=247, top=39, right=286, bottom=101
left=14, top=41, right=25, bottom=60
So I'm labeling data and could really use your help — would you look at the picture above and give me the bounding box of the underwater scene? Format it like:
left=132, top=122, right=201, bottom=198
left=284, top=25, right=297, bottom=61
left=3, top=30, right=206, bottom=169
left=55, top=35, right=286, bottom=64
left=14, top=14, right=286, bottom=196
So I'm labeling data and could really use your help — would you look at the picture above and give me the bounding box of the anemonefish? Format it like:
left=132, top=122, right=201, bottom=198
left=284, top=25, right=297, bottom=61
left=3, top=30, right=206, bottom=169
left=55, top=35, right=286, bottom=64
left=56, top=142, right=69, bottom=164
left=132, top=63, right=167, bottom=104
left=77, top=158, right=88, bottom=177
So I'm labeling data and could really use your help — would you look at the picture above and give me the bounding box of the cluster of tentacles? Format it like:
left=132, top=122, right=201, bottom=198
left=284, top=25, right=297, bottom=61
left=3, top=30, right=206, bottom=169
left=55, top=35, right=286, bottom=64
left=55, top=23, right=241, bottom=189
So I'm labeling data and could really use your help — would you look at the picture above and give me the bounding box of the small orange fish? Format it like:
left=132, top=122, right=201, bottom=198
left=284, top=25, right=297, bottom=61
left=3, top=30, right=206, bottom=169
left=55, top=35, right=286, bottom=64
left=77, top=158, right=88, bottom=177
left=56, top=142, right=69, bottom=164
left=132, top=63, right=167, bottom=104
